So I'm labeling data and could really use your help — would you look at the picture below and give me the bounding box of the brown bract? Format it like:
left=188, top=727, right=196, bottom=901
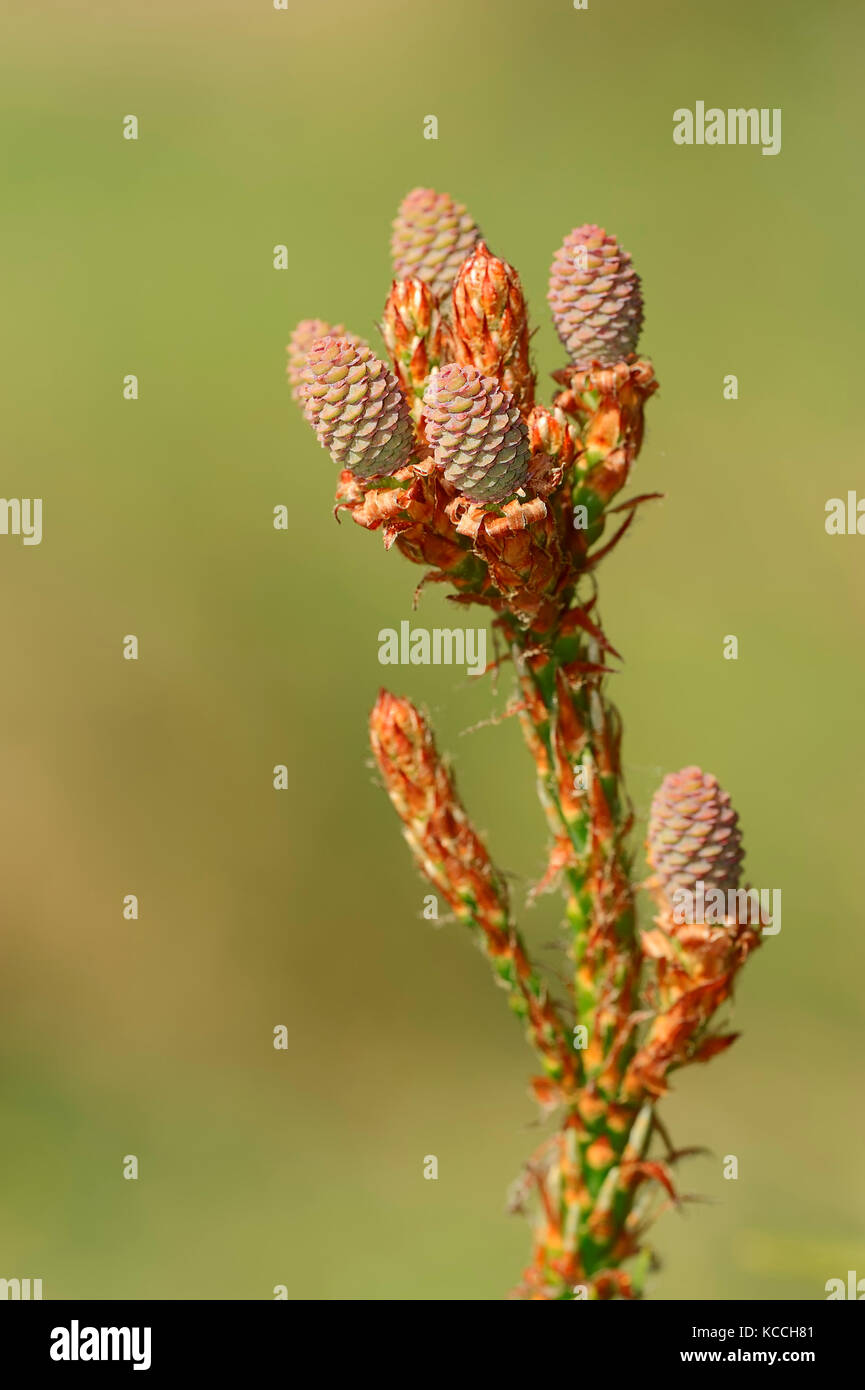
left=553, top=358, right=658, bottom=504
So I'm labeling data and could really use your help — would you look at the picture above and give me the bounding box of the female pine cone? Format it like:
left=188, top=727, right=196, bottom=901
left=647, top=766, right=744, bottom=899
left=301, top=337, right=415, bottom=479
left=548, top=224, right=643, bottom=366
left=422, top=363, right=530, bottom=505
left=287, top=319, right=363, bottom=401
left=391, top=187, right=481, bottom=301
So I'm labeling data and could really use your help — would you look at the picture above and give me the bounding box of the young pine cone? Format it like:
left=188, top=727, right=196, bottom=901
left=391, top=187, right=481, bottom=301
left=287, top=319, right=363, bottom=400
left=301, top=337, right=415, bottom=480
left=422, top=363, right=530, bottom=504
left=647, top=766, right=744, bottom=899
left=548, top=225, right=643, bottom=366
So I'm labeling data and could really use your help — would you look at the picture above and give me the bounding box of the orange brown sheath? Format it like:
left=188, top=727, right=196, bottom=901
left=380, top=277, right=452, bottom=427
left=624, top=899, right=760, bottom=1101
left=452, top=241, right=535, bottom=413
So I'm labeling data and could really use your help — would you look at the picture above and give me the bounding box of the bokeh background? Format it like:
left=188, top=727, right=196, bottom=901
left=2, top=0, right=863, bottom=1299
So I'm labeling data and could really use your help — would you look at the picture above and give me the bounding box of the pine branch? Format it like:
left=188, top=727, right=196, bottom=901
left=291, top=190, right=762, bottom=1300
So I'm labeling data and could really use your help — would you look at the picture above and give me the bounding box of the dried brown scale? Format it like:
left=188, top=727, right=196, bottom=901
left=335, top=465, right=473, bottom=576
left=554, top=359, right=658, bottom=510
left=623, top=929, right=759, bottom=1102
left=334, top=461, right=565, bottom=624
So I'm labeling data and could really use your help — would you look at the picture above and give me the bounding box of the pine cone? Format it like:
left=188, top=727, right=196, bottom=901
left=548, top=225, right=643, bottom=366
left=422, top=363, right=530, bottom=504
left=647, top=766, right=744, bottom=898
left=452, top=241, right=534, bottom=412
left=287, top=319, right=362, bottom=400
left=391, top=187, right=481, bottom=301
left=301, top=337, right=415, bottom=479
left=380, top=278, right=451, bottom=418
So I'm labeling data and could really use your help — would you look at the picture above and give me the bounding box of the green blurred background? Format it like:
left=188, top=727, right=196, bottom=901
left=2, top=0, right=863, bottom=1299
